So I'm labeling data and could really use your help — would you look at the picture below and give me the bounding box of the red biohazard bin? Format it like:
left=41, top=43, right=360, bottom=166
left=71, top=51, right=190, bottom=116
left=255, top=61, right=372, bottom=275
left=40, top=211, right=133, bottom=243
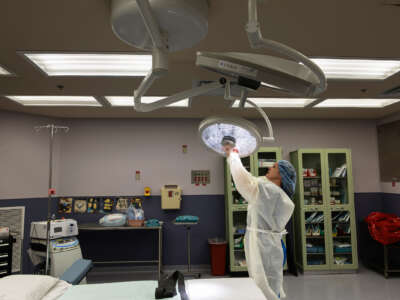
left=208, top=238, right=227, bottom=276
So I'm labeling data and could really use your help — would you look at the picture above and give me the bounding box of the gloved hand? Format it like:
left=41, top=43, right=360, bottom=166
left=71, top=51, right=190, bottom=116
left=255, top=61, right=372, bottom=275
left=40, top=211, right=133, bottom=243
left=223, top=145, right=238, bottom=157
left=223, top=144, right=233, bottom=156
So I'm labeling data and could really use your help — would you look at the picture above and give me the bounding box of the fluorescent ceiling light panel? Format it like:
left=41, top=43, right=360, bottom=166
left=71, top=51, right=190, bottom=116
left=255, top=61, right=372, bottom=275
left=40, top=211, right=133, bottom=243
left=311, top=58, right=400, bottom=80
left=0, top=65, right=12, bottom=75
left=232, top=98, right=316, bottom=108
left=5, top=96, right=101, bottom=106
left=105, top=96, right=189, bottom=107
left=23, top=53, right=152, bottom=76
left=315, top=98, right=400, bottom=108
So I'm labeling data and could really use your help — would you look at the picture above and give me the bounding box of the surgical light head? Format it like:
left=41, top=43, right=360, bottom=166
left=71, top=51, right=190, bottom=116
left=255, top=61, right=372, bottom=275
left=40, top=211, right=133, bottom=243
left=199, top=117, right=262, bottom=157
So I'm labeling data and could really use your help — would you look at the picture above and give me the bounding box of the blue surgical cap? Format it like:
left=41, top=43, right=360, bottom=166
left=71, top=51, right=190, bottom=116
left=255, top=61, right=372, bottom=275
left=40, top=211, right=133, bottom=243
left=278, top=160, right=297, bottom=198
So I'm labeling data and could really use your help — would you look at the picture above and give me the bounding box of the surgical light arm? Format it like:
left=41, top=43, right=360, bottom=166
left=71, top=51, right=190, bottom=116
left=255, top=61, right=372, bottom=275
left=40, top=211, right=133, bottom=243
left=245, top=99, right=274, bottom=142
left=133, top=0, right=224, bottom=112
left=224, top=81, right=274, bottom=142
left=246, top=0, right=327, bottom=96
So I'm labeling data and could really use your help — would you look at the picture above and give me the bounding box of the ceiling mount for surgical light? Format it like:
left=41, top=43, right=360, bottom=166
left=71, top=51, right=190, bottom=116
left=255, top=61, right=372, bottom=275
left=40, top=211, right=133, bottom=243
left=111, top=0, right=208, bottom=52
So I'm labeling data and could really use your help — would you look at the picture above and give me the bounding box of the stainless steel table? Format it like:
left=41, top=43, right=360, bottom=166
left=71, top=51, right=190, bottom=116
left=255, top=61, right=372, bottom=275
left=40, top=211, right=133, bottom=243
left=78, top=222, right=163, bottom=279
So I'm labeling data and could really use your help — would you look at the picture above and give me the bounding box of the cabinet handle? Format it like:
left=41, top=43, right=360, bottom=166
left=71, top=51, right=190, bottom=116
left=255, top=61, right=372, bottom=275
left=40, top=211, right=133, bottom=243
left=0, top=263, right=8, bottom=267
left=0, top=244, right=9, bottom=247
left=0, top=255, right=8, bottom=259
left=0, top=271, right=7, bottom=275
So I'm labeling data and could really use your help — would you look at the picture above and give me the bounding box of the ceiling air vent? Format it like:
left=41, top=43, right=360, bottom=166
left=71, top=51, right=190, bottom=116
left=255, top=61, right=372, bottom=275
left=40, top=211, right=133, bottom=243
left=381, top=85, right=400, bottom=97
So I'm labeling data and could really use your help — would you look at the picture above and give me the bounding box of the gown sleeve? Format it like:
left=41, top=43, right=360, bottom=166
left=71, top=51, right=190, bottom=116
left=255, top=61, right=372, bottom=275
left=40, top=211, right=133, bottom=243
left=227, top=152, right=259, bottom=203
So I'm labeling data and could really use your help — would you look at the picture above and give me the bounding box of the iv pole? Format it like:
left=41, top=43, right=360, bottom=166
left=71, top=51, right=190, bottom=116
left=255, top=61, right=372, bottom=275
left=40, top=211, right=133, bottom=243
left=34, top=124, right=69, bottom=275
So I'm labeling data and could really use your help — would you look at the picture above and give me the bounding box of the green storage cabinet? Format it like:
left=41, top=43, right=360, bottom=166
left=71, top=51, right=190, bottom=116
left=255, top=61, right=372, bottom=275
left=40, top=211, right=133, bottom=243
left=225, top=147, right=284, bottom=272
left=290, top=149, right=358, bottom=272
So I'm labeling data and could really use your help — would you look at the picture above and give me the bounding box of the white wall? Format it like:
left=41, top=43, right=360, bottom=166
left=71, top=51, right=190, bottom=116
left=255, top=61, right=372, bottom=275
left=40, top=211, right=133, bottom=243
left=0, top=111, right=61, bottom=199
left=0, top=111, right=381, bottom=199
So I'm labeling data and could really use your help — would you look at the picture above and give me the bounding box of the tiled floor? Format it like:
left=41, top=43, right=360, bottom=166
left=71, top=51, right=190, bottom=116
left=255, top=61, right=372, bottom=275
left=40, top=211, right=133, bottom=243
left=87, top=265, right=400, bottom=300
left=283, top=267, right=400, bottom=300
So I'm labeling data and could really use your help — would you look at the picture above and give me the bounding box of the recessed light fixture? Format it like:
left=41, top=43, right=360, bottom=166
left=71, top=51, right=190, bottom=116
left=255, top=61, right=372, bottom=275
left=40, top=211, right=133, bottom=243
left=0, top=65, right=12, bottom=76
left=105, top=96, right=189, bottom=107
left=23, top=53, right=152, bottom=76
left=232, top=98, right=316, bottom=108
left=315, top=98, right=400, bottom=108
left=5, top=96, right=101, bottom=106
left=311, top=58, right=400, bottom=80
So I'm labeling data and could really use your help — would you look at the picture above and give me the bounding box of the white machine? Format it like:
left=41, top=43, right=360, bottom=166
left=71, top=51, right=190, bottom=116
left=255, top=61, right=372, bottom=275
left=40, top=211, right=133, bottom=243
left=29, top=219, right=84, bottom=281
left=30, top=237, right=83, bottom=278
left=30, top=219, right=78, bottom=240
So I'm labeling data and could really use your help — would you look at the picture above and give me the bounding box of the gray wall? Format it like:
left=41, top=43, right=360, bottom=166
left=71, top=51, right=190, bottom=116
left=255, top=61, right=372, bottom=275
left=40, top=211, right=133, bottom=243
left=259, top=119, right=381, bottom=193
left=58, top=118, right=381, bottom=196
left=0, top=111, right=61, bottom=199
left=1, top=111, right=381, bottom=200
left=57, top=118, right=224, bottom=196
left=377, top=120, right=400, bottom=182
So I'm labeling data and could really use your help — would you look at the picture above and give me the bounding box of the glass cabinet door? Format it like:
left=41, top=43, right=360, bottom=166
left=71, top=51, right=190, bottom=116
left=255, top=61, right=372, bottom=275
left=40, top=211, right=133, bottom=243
left=232, top=211, right=247, bottom=268
left=301, top=153, right=325, bottom=207
left=326, top=152, right=351, bottom=206
left=304, top=210, right=329, bottom=268
left=254, top=150, right=277, bottom=177
left=330, top=210, right=356, bottom=267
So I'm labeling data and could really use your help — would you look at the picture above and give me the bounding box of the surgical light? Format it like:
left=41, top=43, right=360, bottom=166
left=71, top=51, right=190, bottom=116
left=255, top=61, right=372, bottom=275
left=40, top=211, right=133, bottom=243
left=105, top=96, right=188, bottom=107
left=23, top=53, right=152, bottom=76
left=109, top=0, right=326, bottom=112
left=199, top=117, right=261, bottom=158
left=315, top=98, right=400, bottom=108
left=110, top=0, right=327, bottom=156
left=311, top=58, right=400, bottom=80
left=5, top=96, right=101, bottom=107
left=199, top=99, right=274, bottom=157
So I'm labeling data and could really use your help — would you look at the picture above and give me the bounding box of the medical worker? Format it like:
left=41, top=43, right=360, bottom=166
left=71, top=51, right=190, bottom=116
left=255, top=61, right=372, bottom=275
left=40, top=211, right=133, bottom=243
left=224, top=145, right=296, bottom=300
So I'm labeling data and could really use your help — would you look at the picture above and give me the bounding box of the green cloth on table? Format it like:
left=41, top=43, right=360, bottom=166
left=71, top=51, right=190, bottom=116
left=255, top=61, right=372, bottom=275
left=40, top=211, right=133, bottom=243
left=175, top=216, right=199, bottom=223
left=146, top=219, right=160, bottom=227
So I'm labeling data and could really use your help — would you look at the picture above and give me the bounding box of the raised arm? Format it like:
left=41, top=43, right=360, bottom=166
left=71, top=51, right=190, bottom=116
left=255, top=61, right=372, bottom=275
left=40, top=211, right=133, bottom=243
left=227, top=151, right=259, bottom=203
